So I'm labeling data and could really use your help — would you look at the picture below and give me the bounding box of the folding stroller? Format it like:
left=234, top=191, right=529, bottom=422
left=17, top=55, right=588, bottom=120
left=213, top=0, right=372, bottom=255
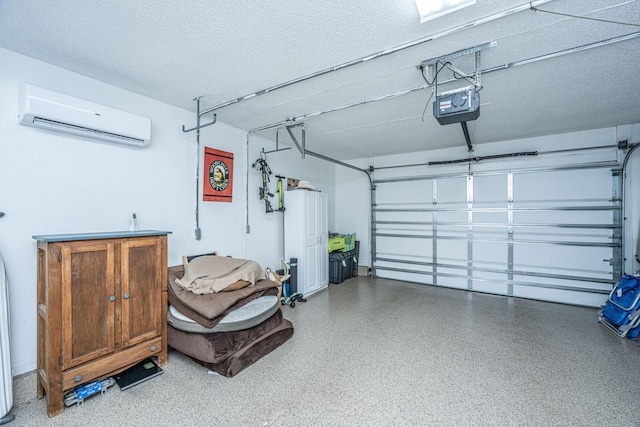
left=598, top=275, right=640, bottom=339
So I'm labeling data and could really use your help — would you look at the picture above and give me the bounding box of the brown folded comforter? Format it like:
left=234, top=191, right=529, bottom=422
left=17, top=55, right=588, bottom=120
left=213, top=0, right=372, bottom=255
left=168, top=309, right=285, bottom=364
left=168, top=265, right=280, bottom=328
left=179, top=318, right=294, bottom=377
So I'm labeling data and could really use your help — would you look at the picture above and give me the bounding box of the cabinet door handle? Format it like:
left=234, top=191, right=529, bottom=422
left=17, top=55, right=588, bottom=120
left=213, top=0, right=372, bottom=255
left=123, top=293, right=130, bottom=299
left=75, top=375, right=82, bottom=383
left=150, top=346, right=157, bottom=352
left=109, top=296, right=115, bottom=302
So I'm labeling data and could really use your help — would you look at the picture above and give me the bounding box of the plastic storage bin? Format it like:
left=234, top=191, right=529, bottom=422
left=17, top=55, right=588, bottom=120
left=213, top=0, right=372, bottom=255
left=328, top=241, right=359, bottom=284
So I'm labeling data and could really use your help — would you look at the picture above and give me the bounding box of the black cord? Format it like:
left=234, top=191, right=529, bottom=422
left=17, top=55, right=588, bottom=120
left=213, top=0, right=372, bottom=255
left=420, top=61, right=451, bottom=86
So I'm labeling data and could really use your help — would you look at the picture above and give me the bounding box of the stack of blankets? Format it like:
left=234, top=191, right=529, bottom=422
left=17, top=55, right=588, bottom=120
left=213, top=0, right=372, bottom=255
left=167, top=255, right=294, bottom=377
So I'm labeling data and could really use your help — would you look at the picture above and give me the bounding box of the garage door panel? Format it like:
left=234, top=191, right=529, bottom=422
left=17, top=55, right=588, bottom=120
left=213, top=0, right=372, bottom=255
left=474, top=241, right=507, bottom=264
left=513, top=285, right=607, bottom=307
left=513, top=244, right=611, bottom=273
left=437, top=212, right=467, bottom=223
left=436, top=178, right=467, bottom=203
left=376, top=211, right=431, bottom=222
left=437, top=239, right=467, bottom=261
left=473, top=211, right=507, bottom=224
left=474, top=175, right=507, bottom=203
left=375, top=236, right=432, bottom=259
left=515, top=169, right=611, bottom=201
left=376, top=270, right=435, bottom=283
left=435, top=276, right=468, bottom=290
left=514, top=210, right=613, bottom=225
left=472, top=276, right=510, bottom=295
left=512, top=274, right=611, bottom=292
left=376, top=181, right=432, bottom=204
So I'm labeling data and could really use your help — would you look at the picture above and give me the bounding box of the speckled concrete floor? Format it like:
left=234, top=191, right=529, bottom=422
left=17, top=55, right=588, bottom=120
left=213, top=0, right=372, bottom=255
left=8, top=276, right=640, bottom=426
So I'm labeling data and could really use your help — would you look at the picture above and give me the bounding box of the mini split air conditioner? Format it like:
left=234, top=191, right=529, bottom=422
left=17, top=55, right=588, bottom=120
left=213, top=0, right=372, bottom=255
left=18, top=84, right=151, bottom=147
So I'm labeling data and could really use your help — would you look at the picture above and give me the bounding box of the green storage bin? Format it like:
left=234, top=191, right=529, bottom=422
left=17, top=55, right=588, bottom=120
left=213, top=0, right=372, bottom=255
left=328, top=236, right=347, bottom=253
left=328, top=233, right=357, bottom=252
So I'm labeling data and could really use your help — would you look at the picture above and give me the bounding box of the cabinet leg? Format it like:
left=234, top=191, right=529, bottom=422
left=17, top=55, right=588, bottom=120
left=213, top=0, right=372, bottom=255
left=46, top=389, right=65, bottom=418
left=157, top=350, right=167, bottom=367
left=36, top=373, right=44, bottom=400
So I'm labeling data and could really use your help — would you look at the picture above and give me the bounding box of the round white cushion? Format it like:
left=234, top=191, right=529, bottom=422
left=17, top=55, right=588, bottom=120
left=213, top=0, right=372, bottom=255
left=167, top=295, right=279, bottom=333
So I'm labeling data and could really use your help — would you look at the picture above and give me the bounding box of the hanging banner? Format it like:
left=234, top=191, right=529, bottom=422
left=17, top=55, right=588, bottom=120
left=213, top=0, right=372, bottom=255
left=203, top=147, right=233, bottom=202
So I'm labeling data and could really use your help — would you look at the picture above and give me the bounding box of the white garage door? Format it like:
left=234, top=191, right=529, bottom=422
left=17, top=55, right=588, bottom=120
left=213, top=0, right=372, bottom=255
left=372, top=159, right=621, bottom=307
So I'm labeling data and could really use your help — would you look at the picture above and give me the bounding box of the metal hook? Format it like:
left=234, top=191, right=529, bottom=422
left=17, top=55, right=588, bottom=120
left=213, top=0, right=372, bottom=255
left=182, top=113, right=217, bottom=133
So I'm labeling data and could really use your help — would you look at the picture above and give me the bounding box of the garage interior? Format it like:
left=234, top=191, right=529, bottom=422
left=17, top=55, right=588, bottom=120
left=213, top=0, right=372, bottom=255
left=1, top=0, right=639, bottom=425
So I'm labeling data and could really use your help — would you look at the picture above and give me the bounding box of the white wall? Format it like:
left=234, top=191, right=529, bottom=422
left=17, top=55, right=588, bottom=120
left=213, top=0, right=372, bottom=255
left=335, top=124, right=640, bottom=276
left=0, top=47, right=334, bottom=376
left=333, top=159, right=372, bottom=266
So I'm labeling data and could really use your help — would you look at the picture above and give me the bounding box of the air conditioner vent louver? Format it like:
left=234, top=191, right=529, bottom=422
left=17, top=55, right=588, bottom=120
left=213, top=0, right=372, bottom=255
left=32, top=117, right=147, bottom=144
left=18, top=84, right=151, bottom=147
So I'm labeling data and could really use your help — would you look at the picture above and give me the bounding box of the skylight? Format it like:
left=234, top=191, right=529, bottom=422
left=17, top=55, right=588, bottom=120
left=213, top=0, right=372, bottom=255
left=415, top=0, right=476, bottom=23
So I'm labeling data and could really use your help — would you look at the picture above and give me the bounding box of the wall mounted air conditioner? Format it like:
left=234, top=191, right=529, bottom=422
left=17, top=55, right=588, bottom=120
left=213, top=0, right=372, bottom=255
left=18, top=83, right=151, bottom=147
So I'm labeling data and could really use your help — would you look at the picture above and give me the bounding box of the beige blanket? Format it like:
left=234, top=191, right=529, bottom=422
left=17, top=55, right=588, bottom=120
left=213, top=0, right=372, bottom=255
left=175, top=256, right=264, bottom=294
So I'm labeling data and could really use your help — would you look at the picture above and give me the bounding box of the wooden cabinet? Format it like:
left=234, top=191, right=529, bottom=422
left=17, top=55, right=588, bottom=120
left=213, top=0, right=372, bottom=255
left=284, top=191, right=329, bottom=296
left=33, top=230, right=170, bottom=417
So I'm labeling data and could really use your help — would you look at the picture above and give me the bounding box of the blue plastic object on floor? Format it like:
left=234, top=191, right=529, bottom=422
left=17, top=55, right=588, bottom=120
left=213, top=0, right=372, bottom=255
left=598, top=275, right=640, bottom=339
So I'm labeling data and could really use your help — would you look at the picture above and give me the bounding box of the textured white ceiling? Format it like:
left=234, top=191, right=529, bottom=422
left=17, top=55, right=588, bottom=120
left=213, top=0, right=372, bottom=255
left=1, top=0, right=639, bottom=160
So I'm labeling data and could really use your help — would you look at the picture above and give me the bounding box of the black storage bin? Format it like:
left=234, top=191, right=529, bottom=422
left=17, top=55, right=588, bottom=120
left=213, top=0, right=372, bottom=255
left=329, top=241, right=360, bottom=283
left=329, top=252, right=350, bottom=284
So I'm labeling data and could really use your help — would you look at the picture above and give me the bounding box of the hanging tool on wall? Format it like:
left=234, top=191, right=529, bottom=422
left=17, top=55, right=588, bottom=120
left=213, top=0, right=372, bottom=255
left=252, top=153, right=274, bottom=213
left=275, top=175, right=285, bottom=211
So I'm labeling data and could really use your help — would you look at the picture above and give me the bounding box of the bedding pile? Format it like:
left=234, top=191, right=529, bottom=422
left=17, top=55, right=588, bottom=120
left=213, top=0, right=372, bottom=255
left=167, top=256, right=294, bottom=377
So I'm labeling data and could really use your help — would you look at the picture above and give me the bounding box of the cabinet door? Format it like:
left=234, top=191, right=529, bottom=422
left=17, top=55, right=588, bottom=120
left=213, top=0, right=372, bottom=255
left=317, top=194, right=329, bottom=286
left=62, top=242, right=115, bottom=369
left=121, top=237, right=163, bottom=348
left=304, top=245, right=319, bottom=294
left=304, top=193, right=330, bottom=293
left=317, top=193, right=328, bottom=239
left=302, top=192, right=317, bottom=293
left=318, top=240, right=329, bottom=286
left=303, top=192, right=318, bottom=247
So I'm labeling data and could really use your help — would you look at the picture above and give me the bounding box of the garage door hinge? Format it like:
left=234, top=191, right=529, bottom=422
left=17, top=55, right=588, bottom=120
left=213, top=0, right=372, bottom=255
left=618, top=139, right=628, bottom=150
